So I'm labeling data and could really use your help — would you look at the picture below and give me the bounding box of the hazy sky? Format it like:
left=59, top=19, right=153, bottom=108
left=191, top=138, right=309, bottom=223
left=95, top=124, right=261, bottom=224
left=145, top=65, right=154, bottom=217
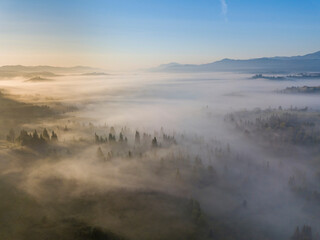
left=0, top=0, right=320, bottom=70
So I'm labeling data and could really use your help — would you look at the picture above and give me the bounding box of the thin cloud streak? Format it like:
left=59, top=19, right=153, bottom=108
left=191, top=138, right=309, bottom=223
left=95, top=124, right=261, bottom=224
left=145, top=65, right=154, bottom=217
left=220, top=0, right=228, bottom=16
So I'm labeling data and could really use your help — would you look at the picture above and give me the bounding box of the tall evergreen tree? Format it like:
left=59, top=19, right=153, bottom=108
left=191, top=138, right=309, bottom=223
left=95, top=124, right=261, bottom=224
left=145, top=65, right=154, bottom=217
left=97, top=147, right=106, bottom=161
left=135, top=131, right=140, bottom=144
left=119, top=132, right=124, bottom=142
left=51, top=131, right=58, bottom=142
left=42, top=128, right=50, bottom=140
left=152, top=137, right=158, bottom=148
left=32, top=130, right=39, bottom=141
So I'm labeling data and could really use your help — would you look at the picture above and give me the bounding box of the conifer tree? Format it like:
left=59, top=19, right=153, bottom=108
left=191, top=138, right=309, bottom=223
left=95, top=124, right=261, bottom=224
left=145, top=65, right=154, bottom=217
left=42, top=128, right=50, bottom=140
left=135, top=131, right=140, bottom=144
left=97, top=147, right=106, bottom=161
left=152, top=137, right=158, bottom=147
left=119, top=132, right=124, bottom=142
left=51, top=131, right=58, bottom=142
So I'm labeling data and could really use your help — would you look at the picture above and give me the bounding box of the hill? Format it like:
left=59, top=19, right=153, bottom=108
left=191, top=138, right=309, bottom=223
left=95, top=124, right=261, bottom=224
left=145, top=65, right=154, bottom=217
left=81, top=72, right=109, bottom=76
left=151, top=51, right=320, bottom=74
left=0, top=65, right=103, bottom=79
left=280, top=86, right=320, bottom=94
left=25, top=76, right=53, bottom=82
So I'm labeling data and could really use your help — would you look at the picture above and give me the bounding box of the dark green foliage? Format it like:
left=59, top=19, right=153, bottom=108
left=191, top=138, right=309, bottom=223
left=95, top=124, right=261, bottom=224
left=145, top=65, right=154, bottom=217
left=163, top=134, right=176, bottom=145
left=43, top=128, right=50, bottom=140
left=226, top=108, right=320, bottom=147
left=33, top=130, right=39, bottom=140
left=252, top=74, right=285, bottom=80
left=14, top=128, right=58, bottom=148
left=17, top=129, right=46, bottom=147
left=152, top=137, right=158, bottom=147
left=135, top=131, right=140, bottom=144
left=282, top=86, right=320, bottom=94
left=119, top=132, right=124, bottom=142
left=95, top=133, right=107, bottom=144
left=109, top=133, right=116, bottom=142
left=0, top=91, right=55, bottom=135
left=51, top=131, right=58, bottom=142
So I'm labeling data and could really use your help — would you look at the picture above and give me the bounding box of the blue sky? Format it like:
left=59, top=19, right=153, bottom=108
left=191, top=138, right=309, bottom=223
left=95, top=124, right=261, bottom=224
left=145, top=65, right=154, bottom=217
left=0, top=0, right=319, bottom=70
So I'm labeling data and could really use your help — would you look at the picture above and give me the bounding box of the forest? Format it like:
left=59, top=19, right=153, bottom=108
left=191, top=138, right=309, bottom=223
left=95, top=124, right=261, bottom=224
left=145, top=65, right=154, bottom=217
left=0, top=80, right=319, bottom=240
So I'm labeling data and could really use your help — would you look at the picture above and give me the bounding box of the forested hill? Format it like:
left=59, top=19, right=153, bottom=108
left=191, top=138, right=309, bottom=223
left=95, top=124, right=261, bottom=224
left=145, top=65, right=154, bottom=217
left=151, top=51, right=320, bottom=74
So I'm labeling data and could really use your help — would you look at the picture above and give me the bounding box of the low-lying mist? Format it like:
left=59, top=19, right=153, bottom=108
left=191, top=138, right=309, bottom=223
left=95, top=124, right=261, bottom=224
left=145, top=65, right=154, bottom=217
left=1, top=71, right=320, bottom=240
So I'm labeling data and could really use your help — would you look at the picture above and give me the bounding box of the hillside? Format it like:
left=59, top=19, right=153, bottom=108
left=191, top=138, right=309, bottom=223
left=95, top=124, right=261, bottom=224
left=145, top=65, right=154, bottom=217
left=0, top=65, right=103, bottom=79
left=151, top=51, right=320, bottom=74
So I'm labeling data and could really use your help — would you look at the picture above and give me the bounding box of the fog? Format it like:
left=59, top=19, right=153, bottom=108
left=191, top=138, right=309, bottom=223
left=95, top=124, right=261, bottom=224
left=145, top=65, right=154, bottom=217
left=1, top=71, right=320, bottom=240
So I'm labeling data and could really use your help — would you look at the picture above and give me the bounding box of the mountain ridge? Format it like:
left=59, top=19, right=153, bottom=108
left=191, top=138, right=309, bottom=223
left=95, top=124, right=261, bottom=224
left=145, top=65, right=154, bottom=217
left=0, top=65, right=101, bottom=73
left=0, top=65, right=104, bottom=79
left=150, top=51, right=320, bottom=73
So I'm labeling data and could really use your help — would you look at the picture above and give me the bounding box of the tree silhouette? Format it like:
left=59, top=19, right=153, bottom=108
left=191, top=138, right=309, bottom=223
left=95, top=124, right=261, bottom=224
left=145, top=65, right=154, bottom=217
left=135, top=131, right=140, bottom=144
left=152, top=137, right=158, bottom=147
left=42, top=128, right=50, bottom=140
left=97, top=147, right=106, bottom=161
left=51, top=131, right=58, bottom=142
left=6, top=128, right=15, bottom=143
left=119, top=132, right=124, bottom=142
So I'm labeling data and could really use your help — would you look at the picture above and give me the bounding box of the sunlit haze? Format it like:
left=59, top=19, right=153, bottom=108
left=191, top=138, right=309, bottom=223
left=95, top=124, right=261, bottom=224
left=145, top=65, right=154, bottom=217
left=1, top=1, right=320, bottom=240
left=1, top=0, right=320, bottom=70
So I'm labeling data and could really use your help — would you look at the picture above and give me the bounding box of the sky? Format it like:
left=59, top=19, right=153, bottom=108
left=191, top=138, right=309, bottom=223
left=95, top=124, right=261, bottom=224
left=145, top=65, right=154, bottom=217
left=0, top=0, right=320, bottom=70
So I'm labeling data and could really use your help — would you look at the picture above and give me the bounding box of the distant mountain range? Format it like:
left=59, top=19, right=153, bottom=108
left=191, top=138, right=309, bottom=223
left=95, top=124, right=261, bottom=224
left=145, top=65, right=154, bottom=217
left=81, top=72, right=109, bottom=76
left=0, top=65, right=103, bottom=79
left=24, top=76, right=53, bottom=82
left=150, top=51, right=320, bottom=73
left=0, top=65, right=100, bottom=73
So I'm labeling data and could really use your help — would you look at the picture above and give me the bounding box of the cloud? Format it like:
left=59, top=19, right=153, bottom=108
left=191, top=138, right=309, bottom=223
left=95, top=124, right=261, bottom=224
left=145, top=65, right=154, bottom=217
left=220, top=0, right=228, bottom=16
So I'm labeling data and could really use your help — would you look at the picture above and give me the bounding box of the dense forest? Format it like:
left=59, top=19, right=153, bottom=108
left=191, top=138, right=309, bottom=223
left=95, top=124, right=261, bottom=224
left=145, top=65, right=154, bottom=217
left=280, top=86, right=320, bottom=94
left=0, top=88, right=319, bottom=239
left=1, top=67, right=320, bottom=240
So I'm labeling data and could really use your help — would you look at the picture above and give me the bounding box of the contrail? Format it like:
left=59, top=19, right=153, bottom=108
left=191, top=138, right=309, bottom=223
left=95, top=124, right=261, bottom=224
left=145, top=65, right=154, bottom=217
left=220, top=0, right=228, bottom=16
